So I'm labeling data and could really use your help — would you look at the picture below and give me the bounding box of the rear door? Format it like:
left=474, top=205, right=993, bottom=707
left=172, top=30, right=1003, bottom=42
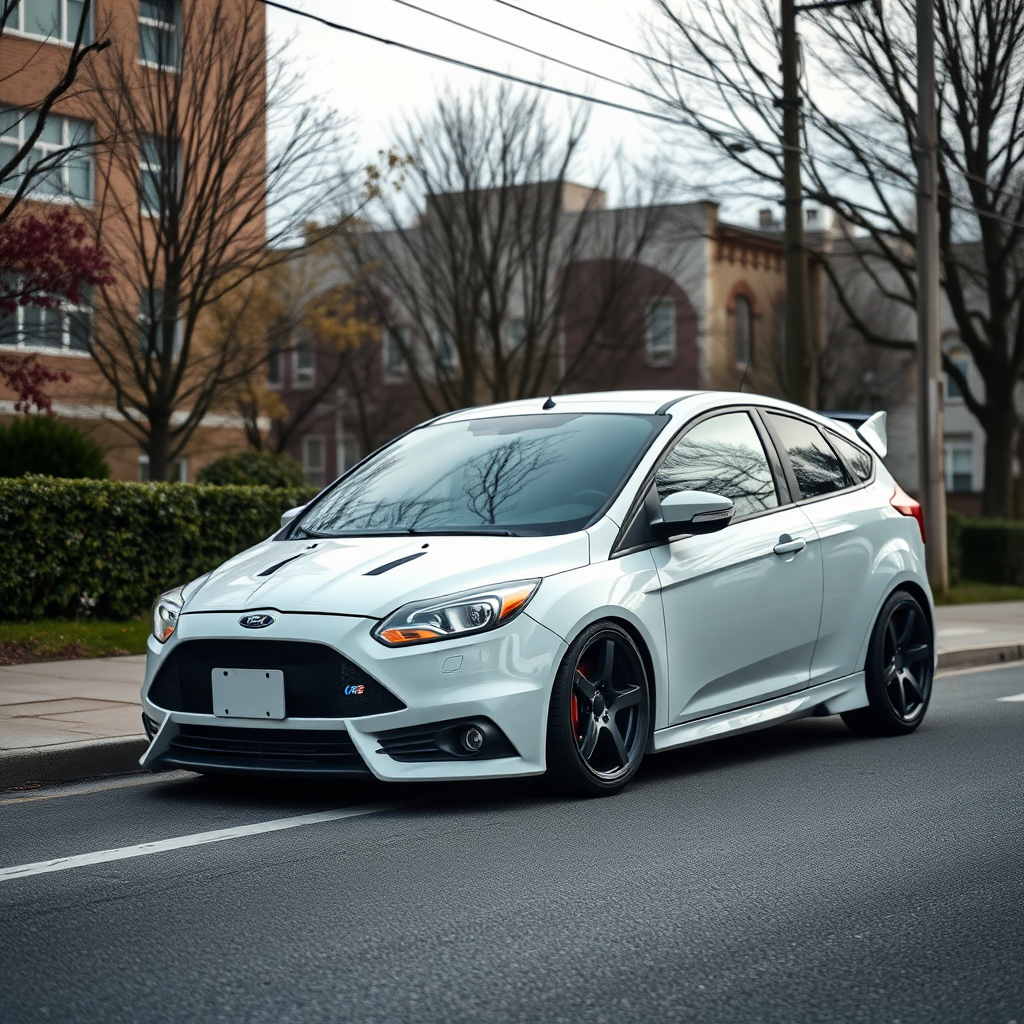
left=650, top=409, right=824, bottom=724
left=760, top=412, right=884, bottom=686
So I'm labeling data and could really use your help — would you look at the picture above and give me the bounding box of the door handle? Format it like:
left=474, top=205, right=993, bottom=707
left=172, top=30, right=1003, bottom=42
left=773, top=535, right=807, bottom=556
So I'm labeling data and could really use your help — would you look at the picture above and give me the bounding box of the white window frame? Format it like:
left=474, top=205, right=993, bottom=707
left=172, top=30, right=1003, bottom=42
left=138, top=0, right=180, bottom=71
left=945, top=350, right=971, bottom=403
left=292, top=348, right=315, bottom=389
left=137, top=288, right=183, bottom=361
left=336, top=434, right=360, bottom=474
left=0, top=106, right=93, bottom=204
left=0, top=277, right=92, bottom=355
left=5, top=0, right=92, bottom=45
left=434, top=328, right=457, bottom=374
left=138, top=132, right=178, bottom=218
left=944, top=437, right=974, bottom=494
left=383, top=326, right=410, bottom=382
left=302, top=435, right=325, bottom=488
left=644, top=298, right=676, bottom=368
left=138, top=454, right=187, bottom=482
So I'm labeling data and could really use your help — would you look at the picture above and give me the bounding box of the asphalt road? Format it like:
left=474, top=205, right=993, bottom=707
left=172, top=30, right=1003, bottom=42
left=1, top=664, right=1022, bottom=1024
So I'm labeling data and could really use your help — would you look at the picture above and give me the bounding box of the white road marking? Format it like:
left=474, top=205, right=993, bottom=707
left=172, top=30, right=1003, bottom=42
left=997, top=693, right=1024, bottom=702
left=937, top=660, right=1024, bottom=678
left=0, top=801, right=405, bottom=882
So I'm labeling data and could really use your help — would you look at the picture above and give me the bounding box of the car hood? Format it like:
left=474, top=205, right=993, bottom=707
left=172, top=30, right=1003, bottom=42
left=182, top=532, right=592, bottom=619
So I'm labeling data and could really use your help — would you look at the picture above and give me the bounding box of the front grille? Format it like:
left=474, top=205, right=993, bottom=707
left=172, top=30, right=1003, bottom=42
left=163, top=723, right=370, bottom=774
left=149, top=639, right=405, bottom=718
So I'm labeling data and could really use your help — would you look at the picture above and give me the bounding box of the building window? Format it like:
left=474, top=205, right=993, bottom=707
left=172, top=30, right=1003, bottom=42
left=734, top=294, right=752, bottom=368
left=138, top=288, right=181, bottom=360
left=268, top=346, right=283, bottom=388
left=383, top=326, right=409, bottom=381
left=0, top=281, right=92, bottom=352
left=434, top=328, right=457, bottom=375
left=138, top=454, right=187, bottom=482
left=507, top=317, right=527, bottom=354
left=946, top=349, right=970, bottom=402
left=139, top=0, right=179, bottom=69
left=7, top=0, right=91, bottom=44
left=944, top=437, right=973, bottom=493
left=644, top=298, right=675, bottom=367
left=303, top=436, right=324, bottom=487
left=337, top=436, right=360, bottom=474
left=292, top=348, right=315, bottom=389
left=139, top=133, right=177, bottom=217
left=0, top=106, right=93, bottom=202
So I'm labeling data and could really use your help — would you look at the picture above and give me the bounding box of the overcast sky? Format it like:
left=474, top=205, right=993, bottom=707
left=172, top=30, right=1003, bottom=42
left=267, top=0, right=694, bottom=209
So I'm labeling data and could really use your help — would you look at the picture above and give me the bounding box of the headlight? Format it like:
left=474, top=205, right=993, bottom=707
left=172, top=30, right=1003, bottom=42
left=372, top=579, right=541, bottom=647
left=152, top=586, right=184, bottom=643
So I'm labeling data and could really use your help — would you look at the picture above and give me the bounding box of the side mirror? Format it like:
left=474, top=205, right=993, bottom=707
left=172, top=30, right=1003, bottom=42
left=656, top=490, right=734, bottom=537
left=280, top=505, right=307, bottom=529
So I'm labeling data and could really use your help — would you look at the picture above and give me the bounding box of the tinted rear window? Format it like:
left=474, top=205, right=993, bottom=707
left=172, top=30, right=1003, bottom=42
left=767, top=413, right=849, bottom=499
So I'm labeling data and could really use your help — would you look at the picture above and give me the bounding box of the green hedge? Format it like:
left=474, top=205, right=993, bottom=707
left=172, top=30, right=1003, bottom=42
left=0, top=477, right=318, bottom=620
left=959, top=517, right=1024, bottom=586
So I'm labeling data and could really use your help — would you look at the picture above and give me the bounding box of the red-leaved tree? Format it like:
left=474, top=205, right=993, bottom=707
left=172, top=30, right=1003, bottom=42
left=0, top=206, right=113, bottom=413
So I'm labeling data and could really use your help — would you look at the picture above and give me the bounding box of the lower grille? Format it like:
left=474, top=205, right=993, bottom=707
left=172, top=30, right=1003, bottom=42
left=376, top=717, right=519, bottom=762
left=162, top=723, right=370, bottom=774
left=149, top=639, right=404, bottom=718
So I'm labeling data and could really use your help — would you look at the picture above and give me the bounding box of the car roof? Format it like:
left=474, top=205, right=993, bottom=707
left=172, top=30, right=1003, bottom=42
left=437, top=391, right=865, bottom=441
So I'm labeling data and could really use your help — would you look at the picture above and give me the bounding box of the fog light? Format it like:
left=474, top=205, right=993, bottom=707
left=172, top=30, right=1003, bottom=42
left=461, top=725, right=485, bottom=753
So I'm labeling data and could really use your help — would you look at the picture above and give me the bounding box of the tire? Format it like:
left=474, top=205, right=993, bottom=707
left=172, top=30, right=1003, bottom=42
left=842, top=589, right=934, bottom=736
left=545, top=621, right=652, bottom=796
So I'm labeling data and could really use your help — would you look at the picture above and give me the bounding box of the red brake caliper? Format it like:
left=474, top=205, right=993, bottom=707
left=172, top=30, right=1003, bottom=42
left=570, top=691, right=579, bottom=738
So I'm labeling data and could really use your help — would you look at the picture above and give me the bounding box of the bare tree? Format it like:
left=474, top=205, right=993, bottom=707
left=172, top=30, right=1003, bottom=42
left=0, top=0, right=108, bottom=225
left=81, top=0, right=355, bottom=480
left=646, top=0, right=1024, bottom=516
left=344, top=85, right=676, bottom=415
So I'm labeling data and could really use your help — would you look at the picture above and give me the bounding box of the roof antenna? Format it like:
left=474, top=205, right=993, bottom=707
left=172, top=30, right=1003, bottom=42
left=542, top=395, right=556, bottom=410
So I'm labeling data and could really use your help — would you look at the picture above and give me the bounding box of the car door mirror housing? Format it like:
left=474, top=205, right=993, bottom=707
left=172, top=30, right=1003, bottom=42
left=280, top=505, right=307, bottom=529
left=656, top=490, right=734, bottom=537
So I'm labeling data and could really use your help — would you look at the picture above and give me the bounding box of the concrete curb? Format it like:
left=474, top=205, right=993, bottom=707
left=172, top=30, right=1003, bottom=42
left=937, top=642, right=1024, bottom=671
left=2, top=642, right=1022, bottom=791
left=1, top=735, right=148, bottom=791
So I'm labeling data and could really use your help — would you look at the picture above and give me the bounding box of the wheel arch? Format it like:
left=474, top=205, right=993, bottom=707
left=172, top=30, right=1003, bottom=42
left=588, top=615, right=659, bottom=745
left=857, top=576, right=936, bottom=673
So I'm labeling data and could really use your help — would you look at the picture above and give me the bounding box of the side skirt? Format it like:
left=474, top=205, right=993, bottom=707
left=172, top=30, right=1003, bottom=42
left=650, top=672, right=867, bottom=754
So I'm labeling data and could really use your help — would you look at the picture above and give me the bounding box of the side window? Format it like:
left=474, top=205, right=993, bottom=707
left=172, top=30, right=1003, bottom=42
left=656, top=411, right=779, bottom=519
left=766, top=414, right=848, bottom=499
left=829, top=433, right=873, bottom=483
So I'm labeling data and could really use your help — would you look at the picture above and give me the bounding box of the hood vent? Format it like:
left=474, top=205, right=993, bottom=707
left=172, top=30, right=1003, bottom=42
left=364, top=552, right=427, bottom=576
left=256, top=553, right=305, bottom=577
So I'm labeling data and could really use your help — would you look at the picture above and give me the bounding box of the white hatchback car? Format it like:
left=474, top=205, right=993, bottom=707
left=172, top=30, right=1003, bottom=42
left=141, top=391, right=935, bottom=795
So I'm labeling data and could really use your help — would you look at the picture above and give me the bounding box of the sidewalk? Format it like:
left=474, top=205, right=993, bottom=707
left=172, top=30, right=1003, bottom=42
left=2, top=602, right=1023, bottom=790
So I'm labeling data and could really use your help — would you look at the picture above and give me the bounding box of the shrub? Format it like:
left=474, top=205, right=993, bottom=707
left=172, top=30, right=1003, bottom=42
left=198, top=450, right=306, bottom=488
left=0, top=416, right=110, bottom=479
left=0, top=478, right=319, bottom=620
left=959, top=517, right=1024, bottom=586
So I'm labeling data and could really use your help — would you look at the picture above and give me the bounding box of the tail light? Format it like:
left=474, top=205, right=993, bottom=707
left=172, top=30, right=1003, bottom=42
left=891, top=485, right=926, bottom=543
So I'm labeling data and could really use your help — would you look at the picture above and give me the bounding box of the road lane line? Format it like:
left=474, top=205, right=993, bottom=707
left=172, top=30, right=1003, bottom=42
left=0, top=801, right=406, bottom=882
left=997, top=693, right=1024, bottom=702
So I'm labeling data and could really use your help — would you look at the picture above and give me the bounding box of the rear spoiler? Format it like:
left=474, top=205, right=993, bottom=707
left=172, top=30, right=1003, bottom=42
left=856, top=411, right=887, bottom=459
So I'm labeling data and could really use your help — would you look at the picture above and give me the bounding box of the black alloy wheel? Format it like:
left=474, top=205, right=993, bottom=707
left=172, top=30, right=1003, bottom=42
left=546, top=622, right=651, bottom=796
left=842, top=589, right=934, bottom=736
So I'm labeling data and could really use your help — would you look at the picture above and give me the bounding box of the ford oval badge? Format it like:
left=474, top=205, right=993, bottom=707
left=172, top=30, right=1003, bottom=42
left=239, top=613, right=275, bottom=629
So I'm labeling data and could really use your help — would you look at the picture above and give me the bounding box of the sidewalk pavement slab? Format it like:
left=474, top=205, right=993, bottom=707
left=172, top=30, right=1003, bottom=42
left=2, top=604, right=1023, bottom=791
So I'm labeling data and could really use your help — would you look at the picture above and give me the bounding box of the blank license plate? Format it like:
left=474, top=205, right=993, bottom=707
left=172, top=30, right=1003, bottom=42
left=212, top=668, right=285, bottom=720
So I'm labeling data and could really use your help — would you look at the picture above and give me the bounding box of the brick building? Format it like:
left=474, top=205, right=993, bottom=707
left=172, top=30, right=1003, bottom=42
left=1, top=0, right=263, bottom=480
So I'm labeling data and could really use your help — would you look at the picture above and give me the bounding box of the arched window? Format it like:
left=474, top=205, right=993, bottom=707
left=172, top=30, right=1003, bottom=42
left=734, top=294, right=752, bottom=368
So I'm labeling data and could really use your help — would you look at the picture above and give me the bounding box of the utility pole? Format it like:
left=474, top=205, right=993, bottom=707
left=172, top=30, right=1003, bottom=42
left=915, top=0, right=948, bottom=597
left=779, top=0, right=815, bottom=408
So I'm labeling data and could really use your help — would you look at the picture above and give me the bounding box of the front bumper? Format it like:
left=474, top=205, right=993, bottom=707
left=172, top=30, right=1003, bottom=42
left=140, top=610, right=566, bottom=781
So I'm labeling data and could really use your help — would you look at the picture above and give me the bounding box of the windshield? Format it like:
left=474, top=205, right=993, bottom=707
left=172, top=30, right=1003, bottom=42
left=294, top=413, right=661, bottom=537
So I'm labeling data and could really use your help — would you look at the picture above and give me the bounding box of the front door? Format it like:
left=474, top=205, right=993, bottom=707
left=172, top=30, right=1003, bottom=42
left=649, top=410, right=824, bottom=724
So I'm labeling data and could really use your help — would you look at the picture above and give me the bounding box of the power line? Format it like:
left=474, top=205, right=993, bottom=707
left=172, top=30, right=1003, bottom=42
left=485, top=0, right=774, bottom=106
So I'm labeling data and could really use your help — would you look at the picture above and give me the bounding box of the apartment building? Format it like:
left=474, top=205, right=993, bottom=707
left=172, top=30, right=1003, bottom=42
left=0, top=0, right=263, bottom=480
